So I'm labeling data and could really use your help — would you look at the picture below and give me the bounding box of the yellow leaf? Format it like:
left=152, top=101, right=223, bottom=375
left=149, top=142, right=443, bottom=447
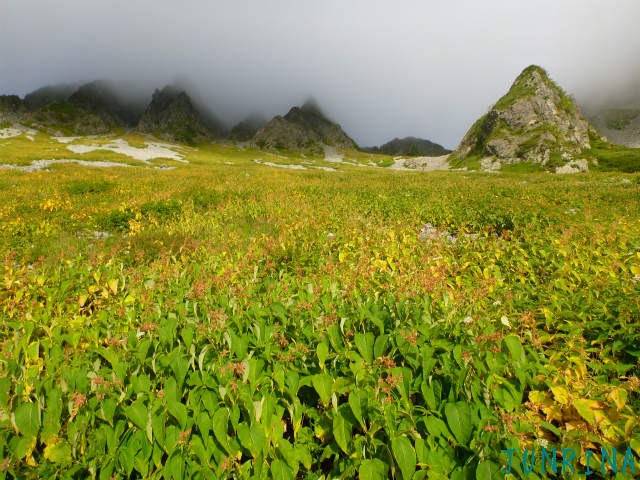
left=528, top=390, right=547, bottom=404
left=608, top=387, right=627, bottom=411
left=44, top=440, right=72, bottom=465
left=550, top=386, right=570, bottom=405
left=573, top=399, right=601, bottom=426
left=108, top=279, right=118, bottom=295
left=78, top=295, right=88, bottom=307
left=631, top=438, right=640, bottom=456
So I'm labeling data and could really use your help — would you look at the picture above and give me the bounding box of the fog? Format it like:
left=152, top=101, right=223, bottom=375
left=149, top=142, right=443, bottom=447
left=1, top=0, right=639, bottom=148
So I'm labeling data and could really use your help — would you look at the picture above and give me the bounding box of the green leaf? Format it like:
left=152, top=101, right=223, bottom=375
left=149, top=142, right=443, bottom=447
left=237, top=423, right=266, bottom=458
left=354, top=332, right=375, bottom=364
left=503, top=335, right=525, bottom=363
left=444, top=402, right=473, bottom=444
left=167, top=397, right=189, bottom=430
left=475, top=460, right=503, bottom=479
left=14, top=402, right=40, bottom=438
left=41, top=388, right=63, bottom=441
left=0, top=377, right=10, bottom=407
left=212, top=409, right=231, bottom=453
left=348, top=390, right=365, bottom=429
left=391, top=435, right=416, bottom=480
left=373, top=334, right=389, bottom=359
left=359, top=458, right=388, bottom=480
left=124, top=398, right=149, bottom=436
left=164, top=451, right=184, bottom=480
left=424, top=415, right=451, bottom=440
left=493, top=380, right=523, bottom=412
left=332, top=411, right=352, bottom=454
left=271, top=459, right=294, bottom=480
left=311, top=373, right=333, bottom=405
left=317, top=342, right=330, bottom=369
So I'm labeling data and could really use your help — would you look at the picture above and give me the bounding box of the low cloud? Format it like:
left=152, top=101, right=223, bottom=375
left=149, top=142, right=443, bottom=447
left=1, top=0, right=638, bottom=148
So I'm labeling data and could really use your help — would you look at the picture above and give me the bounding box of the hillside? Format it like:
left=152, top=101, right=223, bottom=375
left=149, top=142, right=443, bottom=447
left=451, top=65, right=595, bottom=172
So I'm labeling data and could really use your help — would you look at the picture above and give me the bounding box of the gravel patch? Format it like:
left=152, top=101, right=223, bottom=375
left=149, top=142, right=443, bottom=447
left=65, top=138, right=186, bottom=163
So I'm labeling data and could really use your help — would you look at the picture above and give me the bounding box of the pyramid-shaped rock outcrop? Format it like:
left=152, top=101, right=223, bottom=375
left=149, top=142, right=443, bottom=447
left=452, top=65, right=595, bottom=171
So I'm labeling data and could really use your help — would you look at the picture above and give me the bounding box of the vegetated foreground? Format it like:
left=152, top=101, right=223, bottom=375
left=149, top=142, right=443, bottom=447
left=1, top=150, right=639, bottom=479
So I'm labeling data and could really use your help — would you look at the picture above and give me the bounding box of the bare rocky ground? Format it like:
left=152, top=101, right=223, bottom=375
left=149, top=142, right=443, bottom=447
left=389, top=155, right=450, bottom=171
left=0, top=124, right=37, bottom=140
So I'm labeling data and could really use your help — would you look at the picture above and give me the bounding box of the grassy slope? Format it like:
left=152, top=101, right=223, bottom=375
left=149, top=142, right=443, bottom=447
left=1, top=135, right=639, bottom=478
left=590, top=134, right=640, bottom=172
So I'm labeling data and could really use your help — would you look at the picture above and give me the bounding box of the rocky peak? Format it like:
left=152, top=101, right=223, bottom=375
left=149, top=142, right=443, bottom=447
left=452, top=65, right=594, bottom=171
left=137, top=86, right=215, bottom=145
left=253, top=100, right=357, bottom=155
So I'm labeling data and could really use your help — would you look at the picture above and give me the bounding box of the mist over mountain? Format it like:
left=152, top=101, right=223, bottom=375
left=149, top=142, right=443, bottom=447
left=2, top=1, right=639, bottom=149
left=229, top=115, right=268, bottom=142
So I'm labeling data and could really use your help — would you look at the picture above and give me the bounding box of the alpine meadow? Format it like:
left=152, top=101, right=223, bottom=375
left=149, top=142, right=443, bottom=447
left=1, top=18, right=640, bottom=476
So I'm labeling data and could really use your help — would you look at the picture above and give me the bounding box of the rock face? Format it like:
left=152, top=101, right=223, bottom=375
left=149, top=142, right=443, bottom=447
left=0, top=95, right=25, bottom=122
left=253, top=99, right=357, bottom=155
left=366, top=136, right=451, bottom=156
left=452, top=65, right=594, bottom=171
left=137, top=86, right=217, bottom=145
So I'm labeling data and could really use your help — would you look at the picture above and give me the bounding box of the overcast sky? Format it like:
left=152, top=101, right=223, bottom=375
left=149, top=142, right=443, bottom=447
left=1, top=0, right=639, bottom=148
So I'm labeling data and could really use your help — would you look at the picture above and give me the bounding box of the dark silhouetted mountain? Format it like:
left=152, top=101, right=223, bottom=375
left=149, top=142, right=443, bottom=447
left=253, top=99, right=357, bottom=155
left=364, top=136, right=450, bottom=156
left=68, top=80, right=145, bottom=126
left=23, top=84, right=77, bottom=110
left=229, top=115, right=267, bottom=142
left=137, top=86, right=221, bottom=145
left=451, top=65, right=595, bottom=172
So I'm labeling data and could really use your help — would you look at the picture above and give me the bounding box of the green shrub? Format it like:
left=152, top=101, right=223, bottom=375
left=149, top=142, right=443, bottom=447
left=99, top=207, right=136, bottom=232
left=140, top=199, right=182, bottom=220
left=65, top=180, right=115, bottom=195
